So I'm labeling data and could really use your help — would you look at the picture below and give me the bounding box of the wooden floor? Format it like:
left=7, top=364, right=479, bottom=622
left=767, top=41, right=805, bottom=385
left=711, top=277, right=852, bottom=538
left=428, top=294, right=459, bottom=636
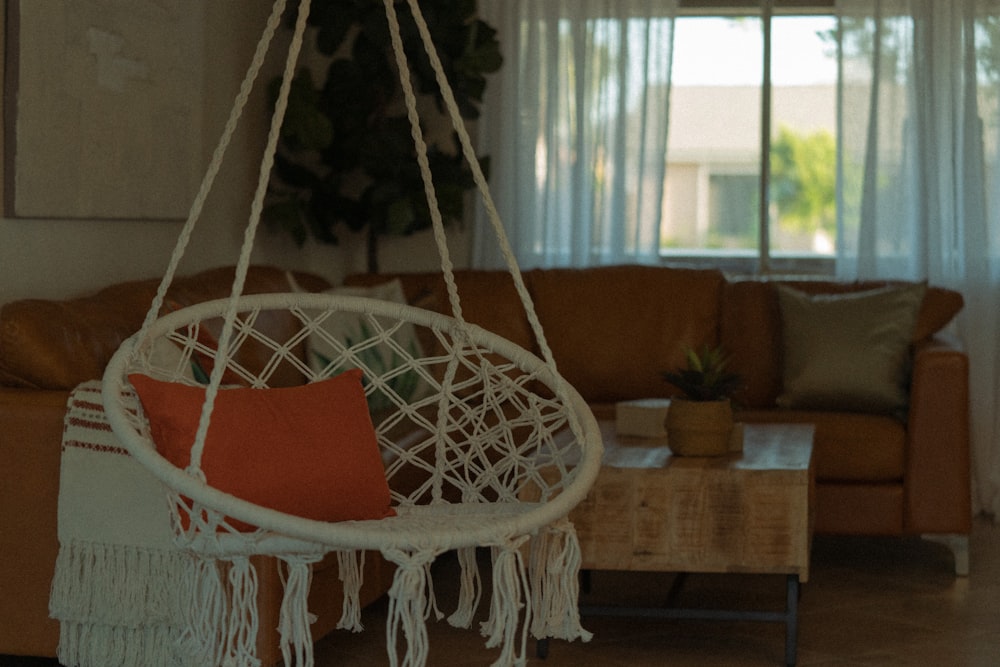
left=3, top=518, right=998, bottom=666
left=314, top=517, right=1000, bottom=666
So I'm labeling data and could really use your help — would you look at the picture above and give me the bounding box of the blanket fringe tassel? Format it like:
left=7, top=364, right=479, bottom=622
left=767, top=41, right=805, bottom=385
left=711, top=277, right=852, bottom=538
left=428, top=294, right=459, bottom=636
left=50, top=539, right=193, bottom=667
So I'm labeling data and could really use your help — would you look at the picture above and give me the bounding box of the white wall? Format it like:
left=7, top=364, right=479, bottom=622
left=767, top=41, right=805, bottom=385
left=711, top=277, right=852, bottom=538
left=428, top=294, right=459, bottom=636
left=0, top=1, right=471, bottom=306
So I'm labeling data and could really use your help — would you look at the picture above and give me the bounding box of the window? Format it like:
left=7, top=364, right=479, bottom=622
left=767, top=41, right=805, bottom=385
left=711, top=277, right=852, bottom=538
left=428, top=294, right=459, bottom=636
left=664, top=1, right=837, bottom=274
left=473, top=0, right=839, bottom=273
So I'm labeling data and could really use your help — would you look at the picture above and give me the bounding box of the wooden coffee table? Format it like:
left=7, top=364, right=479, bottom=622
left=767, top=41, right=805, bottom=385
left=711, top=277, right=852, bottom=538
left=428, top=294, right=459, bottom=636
left=554, top=420, right=815, bottom=666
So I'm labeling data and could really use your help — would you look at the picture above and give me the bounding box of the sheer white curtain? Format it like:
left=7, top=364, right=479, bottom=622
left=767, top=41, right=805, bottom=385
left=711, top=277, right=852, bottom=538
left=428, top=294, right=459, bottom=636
left=836, top=0, right=1000, bottom=516
left=473, top=0, right=677, bottom=269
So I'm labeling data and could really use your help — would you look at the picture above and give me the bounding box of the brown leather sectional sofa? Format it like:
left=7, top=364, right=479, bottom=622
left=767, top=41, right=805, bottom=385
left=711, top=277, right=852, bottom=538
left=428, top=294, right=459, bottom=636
left=0, top=263, right=971, bottom=660
left=345, top=265, right=972, bottom=563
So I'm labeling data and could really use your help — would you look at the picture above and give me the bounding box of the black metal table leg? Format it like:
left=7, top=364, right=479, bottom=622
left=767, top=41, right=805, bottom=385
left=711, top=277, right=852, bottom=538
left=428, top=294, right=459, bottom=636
left=785, top=574, right=799, bottom=667
left=570, top=571, right=804, bottom=666
left=580, top=568, right=592, bottom=594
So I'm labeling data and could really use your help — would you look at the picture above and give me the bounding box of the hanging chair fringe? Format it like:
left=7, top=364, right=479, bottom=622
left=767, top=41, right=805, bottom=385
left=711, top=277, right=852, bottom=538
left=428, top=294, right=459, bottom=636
left=336, top=550, right=365, bottom=632
left=480, top=537, right=531, bottom=667
left=383, top=549, right=436, bottom=667
left=278, top=554, right=320, bottom=667
left=447, top=546, right=483, bottom=628
left=529, top=519, right=593, bottom=643
left=223, top=556, right=261, bottom=667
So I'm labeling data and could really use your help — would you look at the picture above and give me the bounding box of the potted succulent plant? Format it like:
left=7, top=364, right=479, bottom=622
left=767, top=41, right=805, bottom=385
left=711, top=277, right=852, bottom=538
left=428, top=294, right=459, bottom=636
left=662, top=345, right=743, bottom=456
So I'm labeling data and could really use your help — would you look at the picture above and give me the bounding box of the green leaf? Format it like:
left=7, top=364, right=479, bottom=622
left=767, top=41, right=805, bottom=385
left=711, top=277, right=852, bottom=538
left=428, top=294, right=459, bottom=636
left=263, top=199, right=309, bottom=247
left=278, top=70, right=334, bottom=150
left=664, top=345, right=742, bottom=402
left=190, top=358, right=211, bottom=385
left=271, top=152, right=324, bottom=190
left=311, top=0, right=362, bottom=55
left=386, top=198, right=416, bottom=235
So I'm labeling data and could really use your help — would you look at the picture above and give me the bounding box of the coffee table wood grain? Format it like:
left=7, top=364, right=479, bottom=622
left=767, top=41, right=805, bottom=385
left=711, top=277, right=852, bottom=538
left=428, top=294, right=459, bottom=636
left=538, top=420, right=815, bottom=666
left=572, top=421, right=815, bottom=581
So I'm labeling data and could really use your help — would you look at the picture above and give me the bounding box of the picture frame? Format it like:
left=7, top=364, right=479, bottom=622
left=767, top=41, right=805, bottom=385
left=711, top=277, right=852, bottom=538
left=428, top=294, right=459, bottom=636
left=2, top=0, right=204, bottom=220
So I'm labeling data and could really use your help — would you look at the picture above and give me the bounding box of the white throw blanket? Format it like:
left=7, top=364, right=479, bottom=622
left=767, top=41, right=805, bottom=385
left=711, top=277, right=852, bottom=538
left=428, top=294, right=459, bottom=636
left=49, top=380, right=196, bottom=667
left=49, top=381, right=363, bottom=667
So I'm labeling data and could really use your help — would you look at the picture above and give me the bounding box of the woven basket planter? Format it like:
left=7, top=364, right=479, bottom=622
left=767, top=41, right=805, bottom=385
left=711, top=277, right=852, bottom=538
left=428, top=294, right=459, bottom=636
left=666, top=398, right=734, bottom=456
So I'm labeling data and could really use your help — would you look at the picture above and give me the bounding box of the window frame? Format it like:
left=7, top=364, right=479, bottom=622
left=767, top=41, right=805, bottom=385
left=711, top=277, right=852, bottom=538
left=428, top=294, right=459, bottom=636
left=667, top=0, right=837, bottom=277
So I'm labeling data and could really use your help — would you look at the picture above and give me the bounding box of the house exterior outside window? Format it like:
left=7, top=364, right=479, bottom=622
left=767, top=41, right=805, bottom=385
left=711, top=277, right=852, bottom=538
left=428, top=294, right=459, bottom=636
left=664, top=6, right=838, bottom=274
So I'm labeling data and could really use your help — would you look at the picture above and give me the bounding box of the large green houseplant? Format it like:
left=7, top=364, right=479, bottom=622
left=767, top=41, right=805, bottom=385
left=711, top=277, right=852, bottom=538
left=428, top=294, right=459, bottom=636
left=264, top=0, right=502, bottom=273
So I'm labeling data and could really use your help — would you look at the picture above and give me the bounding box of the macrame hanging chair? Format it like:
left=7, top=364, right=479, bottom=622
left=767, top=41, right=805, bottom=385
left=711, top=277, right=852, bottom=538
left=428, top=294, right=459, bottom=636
left=100, top=1, right=603, bottom=666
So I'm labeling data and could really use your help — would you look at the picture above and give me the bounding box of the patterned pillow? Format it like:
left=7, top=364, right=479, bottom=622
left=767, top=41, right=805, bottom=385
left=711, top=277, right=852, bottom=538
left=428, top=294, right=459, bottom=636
left=289, top=276, right=432, bottom=414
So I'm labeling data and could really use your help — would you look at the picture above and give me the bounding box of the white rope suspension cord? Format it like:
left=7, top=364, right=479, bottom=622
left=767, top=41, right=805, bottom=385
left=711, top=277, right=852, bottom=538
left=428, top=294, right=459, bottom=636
left=396, top=0, right=565, bottom=378
left=133, top=0, right=289, bottom=351
left=181, top=0, right=312, bottom=476
left=394, top=0, right=581, bottom=433
left=381, top=0, right=482, bottom=510
left=382, top=0, right=468, bottom=329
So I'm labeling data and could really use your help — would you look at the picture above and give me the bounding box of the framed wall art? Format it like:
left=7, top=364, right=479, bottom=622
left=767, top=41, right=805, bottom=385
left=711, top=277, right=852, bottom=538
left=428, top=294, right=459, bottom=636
left=3, top=0, right=204, bottom=220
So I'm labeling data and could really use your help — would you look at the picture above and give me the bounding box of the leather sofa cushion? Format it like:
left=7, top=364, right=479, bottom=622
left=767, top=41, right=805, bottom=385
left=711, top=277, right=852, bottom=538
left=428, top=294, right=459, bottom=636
left=815, top=483, right=905, bottom=534
left=0, top=266, right=328, bottom=390
left=738, top=409, right=906, bottom=482
left=527, top=265, right=725, bottom=403
left=721, top=279, right=964, bottom=409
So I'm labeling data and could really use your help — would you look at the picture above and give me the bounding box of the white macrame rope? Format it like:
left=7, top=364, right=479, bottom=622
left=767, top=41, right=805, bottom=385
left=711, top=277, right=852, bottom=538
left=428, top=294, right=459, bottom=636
left=481, top=537, right=532, bottom=667
left=398, top=0, right=564, bottom=386
left=392, top=0, right=588, bottom=472
left=278, top=554, right=322, bottom=667
left=190, top=0, right=313, bottom=475
left=381, top=0, right=586, bottom=517
left=384, top=548, right=440, bottom=667
left=447, top=546, right=483, bottom=629
left=528, top=520, right=592, bottom=643
left=382, top=0, right=466, bottom=331
left=224, top=557, right=261, bottom=667
left=381, top=0, right=482, bottom=507
left=133, top=0, right=288, bottom=353
left=336, top=550, right=366, bottom=633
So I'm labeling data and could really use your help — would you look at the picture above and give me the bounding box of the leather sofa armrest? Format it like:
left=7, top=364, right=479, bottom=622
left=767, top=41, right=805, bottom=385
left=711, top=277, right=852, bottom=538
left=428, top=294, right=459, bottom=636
left=0, top=388, right=71, bottom=657
left=904, top=336, right=972, bottom=534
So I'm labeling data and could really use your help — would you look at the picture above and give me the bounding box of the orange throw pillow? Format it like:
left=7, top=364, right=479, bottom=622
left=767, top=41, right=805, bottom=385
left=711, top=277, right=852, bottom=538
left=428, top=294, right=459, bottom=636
left=129, top=369, right=395, bottom=530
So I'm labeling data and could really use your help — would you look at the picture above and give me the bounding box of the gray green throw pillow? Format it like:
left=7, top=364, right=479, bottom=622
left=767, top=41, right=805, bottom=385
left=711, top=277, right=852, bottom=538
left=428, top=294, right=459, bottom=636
left=776, top=282, right=927, bottom=415
left=288, top=277, right=432, bottom=415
